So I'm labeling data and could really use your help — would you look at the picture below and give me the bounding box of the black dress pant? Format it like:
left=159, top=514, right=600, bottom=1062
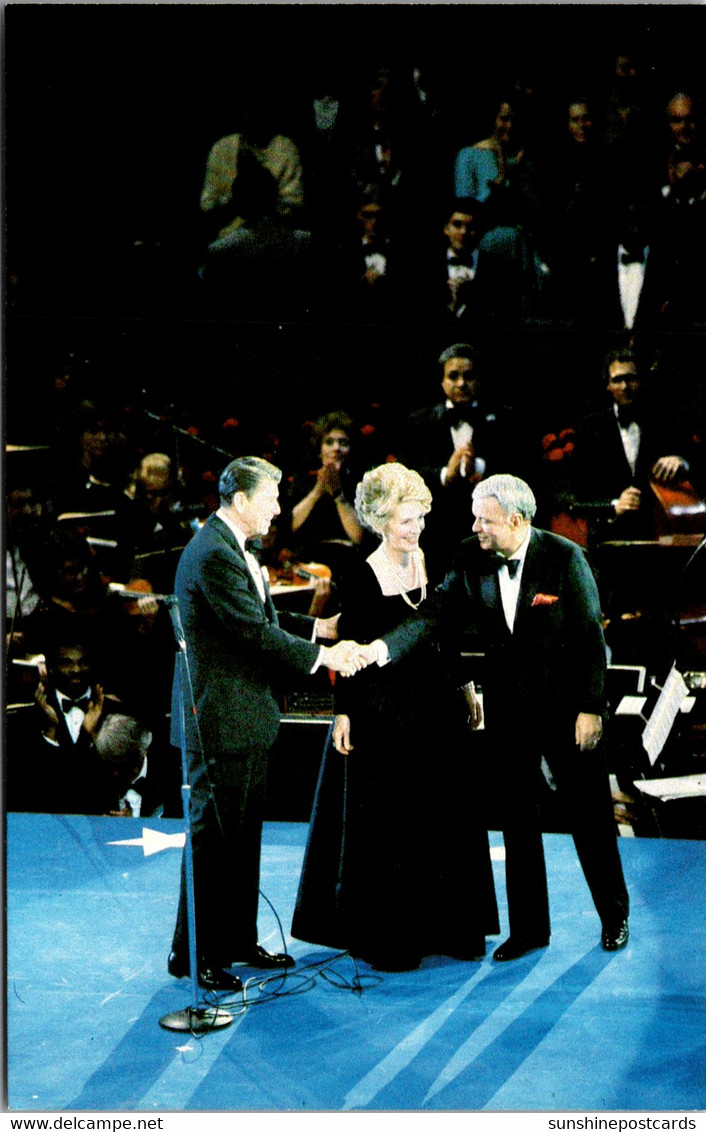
left=495, top=726, right=629, bottom=941
left=171, top=743, right=268, bottom=968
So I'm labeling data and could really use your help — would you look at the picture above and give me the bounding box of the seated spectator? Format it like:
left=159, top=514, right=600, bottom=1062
left=200, top=147, right=312, bottom=319
left=93, top=712, right=157, bottom=817
left=6, top=477, right=50, bottom=656
left=200, top=102, right=305, bottom=244
left=454, top=95, right=535, bottom=262
left=407, top=196, right=531, bottom=327
left=569, top=345, right=694, bottom=545
left=19, top=529, right=126, bottom=674
left=117, top=452, right=193, bottom=593
left=54, top=400, right=135, bottom=523
left=6, top=632, right=125, bottom=814
left=287, top=411, right=366, bottom=594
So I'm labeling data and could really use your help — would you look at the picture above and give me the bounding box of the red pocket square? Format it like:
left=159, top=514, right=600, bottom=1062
left=532, top=593, right=559, bottom=607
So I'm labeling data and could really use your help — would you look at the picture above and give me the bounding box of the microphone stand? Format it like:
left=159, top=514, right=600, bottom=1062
left=150, top=594, right=234, bottom=1033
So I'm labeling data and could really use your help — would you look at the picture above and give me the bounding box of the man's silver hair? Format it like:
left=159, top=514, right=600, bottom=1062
left=472, top=473, right=537, bottom=521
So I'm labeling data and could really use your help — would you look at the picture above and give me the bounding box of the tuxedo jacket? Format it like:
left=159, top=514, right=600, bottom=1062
left=571, top=404, right=691, bottom=538
left=397, top=401, right=527, bottom=493
left=581, top=245, right=675, bottom=332
left=171, top=513, right=320, bottom=757
left=6, top=694, right=120, bottom=814
left=383, top=527, right=607, bottom=734
left=406, top=244, right=526, bottom=328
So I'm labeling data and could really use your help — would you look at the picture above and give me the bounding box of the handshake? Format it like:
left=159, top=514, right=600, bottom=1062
left=320, top=640, right=379, bottom=677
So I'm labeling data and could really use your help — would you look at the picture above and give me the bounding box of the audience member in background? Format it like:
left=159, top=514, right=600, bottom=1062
left=292, top=463, right=499, bottom=970
left=93, top=712, right=157, bottom=817
left=6, top=478, right=49, bottom=657
left=6, top=633, right=121, bottom=814
left=200, top=101, right=305, bottom=241
left=55, top=402, right=134, bottom=519
left=408, top=196, right=529, bottom=327
left=117, top=453, right=192, bottom=594
left=200, top=147, right=312, bottom=320
left=570, top=345, right=693, bottom=545
left=288, top=411, right=366, bottom=593
left=396, top=343, right=527, bottom=575
left=532, top=97, right=610, bottom=324
left=575, top=197, right=677, bottom=333
left=454, top=95, right=534, bottom=263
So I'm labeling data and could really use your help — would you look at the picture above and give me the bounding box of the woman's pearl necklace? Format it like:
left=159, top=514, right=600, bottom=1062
left=382, top=542, right=427, bottom=610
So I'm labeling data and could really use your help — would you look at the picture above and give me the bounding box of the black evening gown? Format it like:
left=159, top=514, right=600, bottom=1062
left=291, top=559, right=499, bottom=965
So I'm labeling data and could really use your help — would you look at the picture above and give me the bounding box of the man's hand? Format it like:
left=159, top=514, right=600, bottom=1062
left=652, top=455, right=686, bottom=483
left=461, top=682, right=483, bottom=729
left=333, top=714, right=354, bottom=755
left=614, top=486, right=641, bottom=516
left=575, top=712, right=602, bottom=751
left=445, top=443, right=474, bottom=484
left=82, top=684, right=105, bottom=737
left=35, top=681, right=60, bottom=742
left=315, top=611, right=340, bottom=640
left=322, top=641, right=370, bottom=677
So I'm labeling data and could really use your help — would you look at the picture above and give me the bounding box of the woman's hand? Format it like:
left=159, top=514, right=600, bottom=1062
left=333, top=714, right=354, bottom=755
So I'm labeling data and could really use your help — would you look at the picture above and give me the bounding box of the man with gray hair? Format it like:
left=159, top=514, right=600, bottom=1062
left=365, top=472, right=630, bottom=961
left=168, top=456, right=364, bottom=993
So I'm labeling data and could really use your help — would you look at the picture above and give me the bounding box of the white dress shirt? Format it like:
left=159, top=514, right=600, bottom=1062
left=617, top=244, right=648, bottom=330
left=54, top=688, right=92, bottom=743
left=614, top=403, right=641, bottom=477
left=498, top=528, right=531, bottom=632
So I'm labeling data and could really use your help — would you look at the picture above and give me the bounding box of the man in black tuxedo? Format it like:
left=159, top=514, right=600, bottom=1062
left=409, top=197, right=527, bottom=327
left=168, top=456, right=363, bottom=993
left=359, top=473, right=630, bottom=960
left=397, top=342, right=526, bottom=576
left=7, top=633, right=121, bottom=815
left=571, top=345, right=691, bottom=544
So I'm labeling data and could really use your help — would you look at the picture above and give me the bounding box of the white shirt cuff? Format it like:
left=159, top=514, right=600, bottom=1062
left=370, top=639, right=390, bottom=666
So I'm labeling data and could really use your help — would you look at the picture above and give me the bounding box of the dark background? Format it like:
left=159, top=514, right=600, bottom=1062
left=4, top=2, right=706, bottom=438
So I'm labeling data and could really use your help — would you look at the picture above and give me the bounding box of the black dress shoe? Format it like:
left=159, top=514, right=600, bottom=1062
left=601, top=919, right=629, bottom=951
left=231, top=944, right=295, bottom=970
left=493, top=936, right=549, bottom=962
left=168, top=951, right=243, bottom=992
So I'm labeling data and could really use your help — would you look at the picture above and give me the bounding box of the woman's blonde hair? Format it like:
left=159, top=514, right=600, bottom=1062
left=355, top=462, right=432, bottom=536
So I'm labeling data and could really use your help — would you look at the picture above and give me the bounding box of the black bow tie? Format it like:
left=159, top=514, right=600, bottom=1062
left=489, top=554, right=520, bottom=578
left=245, top=537, right=263, bottom=555
left=445, top=404, right=476, bottom=427
left=60, top=694, right=91, bottom=714
left=621, top=250, right=645, bottom=265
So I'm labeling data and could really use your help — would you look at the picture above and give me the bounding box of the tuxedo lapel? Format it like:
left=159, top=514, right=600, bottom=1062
left=212, top=514, right=273, bottom=614
left=513, top=529, right=543, bottom=636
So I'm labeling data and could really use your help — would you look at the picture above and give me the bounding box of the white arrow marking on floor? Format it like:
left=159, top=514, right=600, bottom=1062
left=342, top=965, right=493, bottom=1111
left=107, top=827, right=185, bottom=856
left=422, top=953, right=577, bottom=1105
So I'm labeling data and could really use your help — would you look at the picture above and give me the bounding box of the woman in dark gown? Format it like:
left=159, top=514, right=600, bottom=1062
left=292, top=463, right=499, bottom=970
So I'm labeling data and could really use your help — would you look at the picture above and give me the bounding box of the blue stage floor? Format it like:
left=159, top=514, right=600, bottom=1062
left=6, top=814, right=706, bottom=1112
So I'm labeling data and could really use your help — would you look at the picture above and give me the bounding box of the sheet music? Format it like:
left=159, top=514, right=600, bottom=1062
left=634, top=774, right=706, bottom=802
left=642, top=665, right=690, bottom=765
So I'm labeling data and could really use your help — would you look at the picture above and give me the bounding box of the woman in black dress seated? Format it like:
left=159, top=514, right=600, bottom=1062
left=291, top=462, right=499, bottom=971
